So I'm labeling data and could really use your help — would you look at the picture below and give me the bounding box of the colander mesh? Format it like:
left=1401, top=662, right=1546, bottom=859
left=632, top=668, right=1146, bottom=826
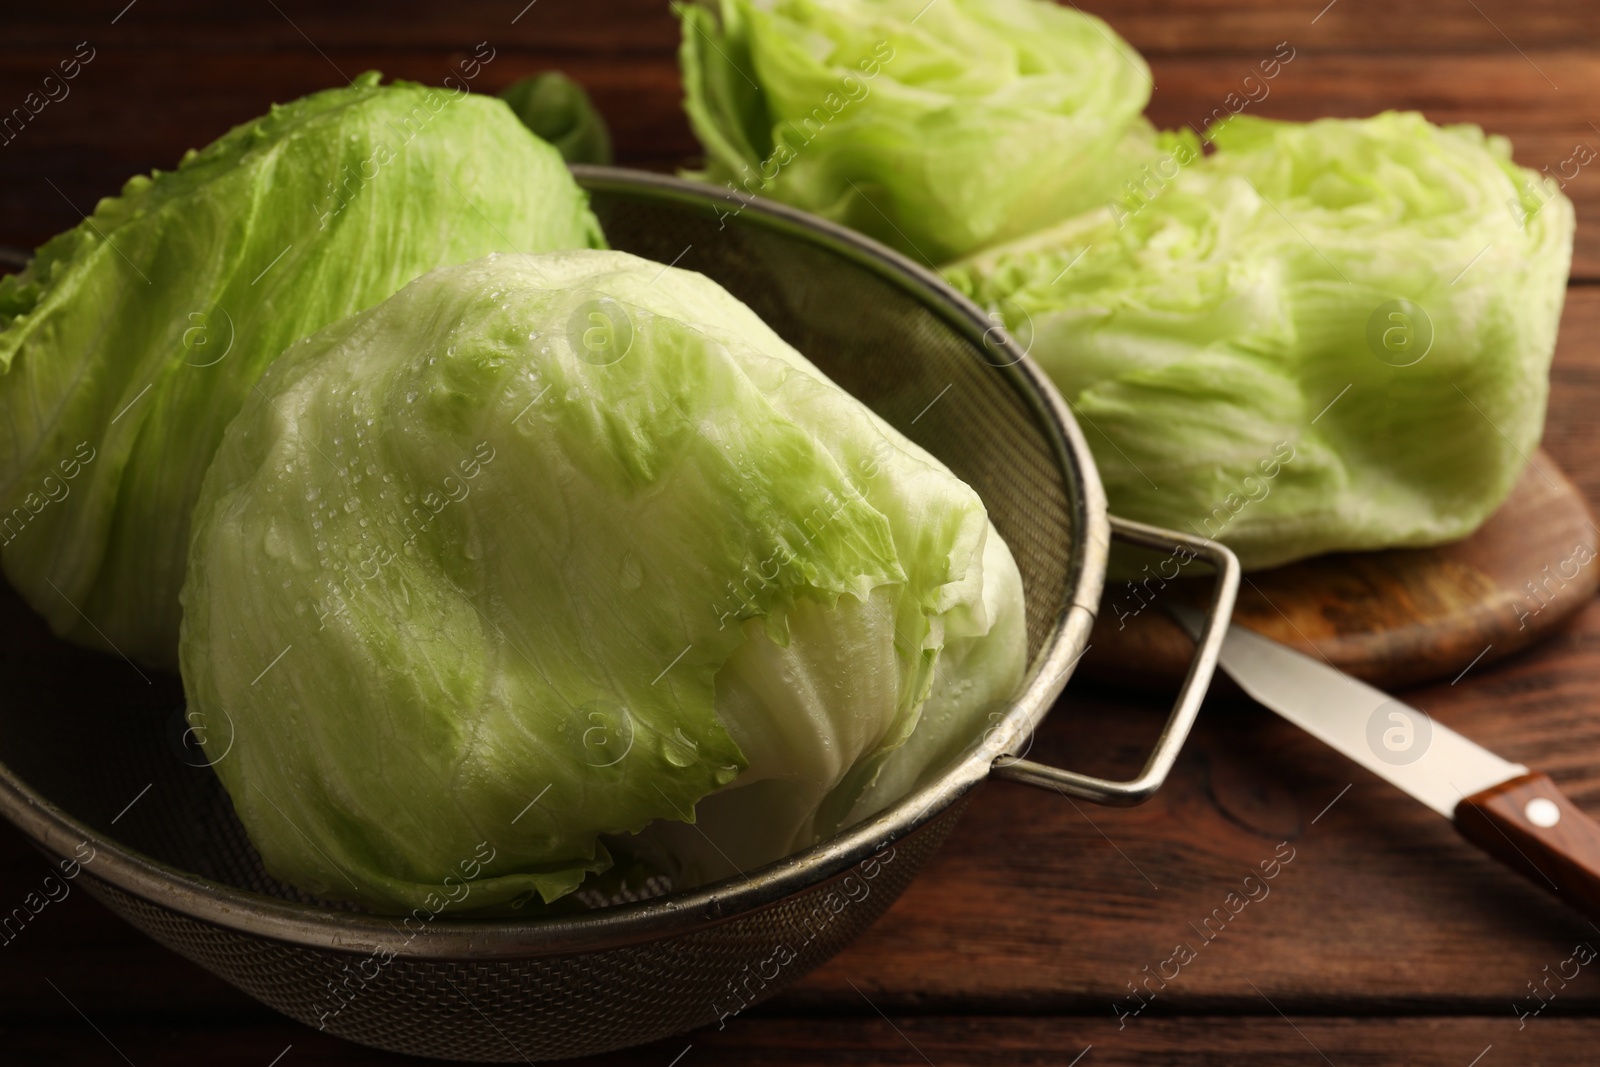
left=0, top=175, right=1082, bottom=1061
left=81, top=803, right=959, bottom=1063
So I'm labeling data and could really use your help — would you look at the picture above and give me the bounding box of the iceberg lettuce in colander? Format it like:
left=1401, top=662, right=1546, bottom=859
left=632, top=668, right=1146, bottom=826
left=0, top=72, right=603, bottom=669
left=180, top=250, right=1026, bottom=912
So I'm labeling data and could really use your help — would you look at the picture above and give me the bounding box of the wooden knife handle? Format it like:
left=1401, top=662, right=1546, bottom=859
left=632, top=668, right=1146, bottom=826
left=1454, top=772, right=1600, bottom=921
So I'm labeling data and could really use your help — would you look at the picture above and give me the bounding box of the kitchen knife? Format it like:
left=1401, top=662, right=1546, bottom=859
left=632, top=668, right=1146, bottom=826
left=1169, top=606, right=1600, bottom=922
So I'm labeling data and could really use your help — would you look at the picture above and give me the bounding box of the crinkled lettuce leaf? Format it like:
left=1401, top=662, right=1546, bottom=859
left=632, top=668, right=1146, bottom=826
left=180, top=250, right=1025, bottom=913
left=677, top=0, right=1161, bottom=262
left=0, top=72, right=603, bottom=668
left=620, top=474, right=1027, bottom=889
left=948, top=113, right=1574, bottom=567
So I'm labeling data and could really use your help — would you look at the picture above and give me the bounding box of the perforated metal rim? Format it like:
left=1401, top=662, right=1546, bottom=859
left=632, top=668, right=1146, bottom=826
left=0, top=167, right=1109, bottom=960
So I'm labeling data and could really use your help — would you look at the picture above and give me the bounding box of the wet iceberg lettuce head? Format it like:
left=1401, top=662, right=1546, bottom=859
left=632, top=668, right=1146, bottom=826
left=180, top=250, right=1025, bottom=913
left=949, top=113, right=1575, bottom=567
left=677, top=0, right=1161, bottom=262
left=0, top=72, right=603, bottom=669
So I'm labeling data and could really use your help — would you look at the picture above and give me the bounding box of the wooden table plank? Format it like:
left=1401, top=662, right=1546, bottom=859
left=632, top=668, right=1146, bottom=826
left=1, top=1014, right=1596, bottom=1065
left=5, top=0, right=1597, bottom=55
left=1082, top=0, right=1600, bottom=55
left=2, top=0, right=686, bottom=54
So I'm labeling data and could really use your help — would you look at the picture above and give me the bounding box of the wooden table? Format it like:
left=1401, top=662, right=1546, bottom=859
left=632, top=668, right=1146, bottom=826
left=3, top=1, right=1599, bottom=1063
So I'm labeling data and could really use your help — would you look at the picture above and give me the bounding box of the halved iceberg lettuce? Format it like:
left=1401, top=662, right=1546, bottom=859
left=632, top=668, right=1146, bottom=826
left=949, top=113, right=1574, bottom=567
left=677, top=0, right=1162, bottom=262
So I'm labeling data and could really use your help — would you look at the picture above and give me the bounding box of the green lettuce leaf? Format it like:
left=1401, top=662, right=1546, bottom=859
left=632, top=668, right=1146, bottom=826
left=0, top=72, right=603, bottom=668
left=948, top=113, right=1575, bottom=567
left=676, top=0, right=1161, bottom=262
left=629, top=521, right=1027, bottom=889
left=180, top=250, right=1025, bottom=912
left=500, top=72, right=614, bottom=165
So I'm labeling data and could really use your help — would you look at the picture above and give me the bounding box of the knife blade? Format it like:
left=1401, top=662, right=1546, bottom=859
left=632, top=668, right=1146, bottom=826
left=1170, top=605, right=1600, bottom=922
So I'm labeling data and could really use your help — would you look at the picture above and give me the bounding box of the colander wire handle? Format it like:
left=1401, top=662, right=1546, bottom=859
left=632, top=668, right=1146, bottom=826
left=991, top=515, right=1240, bottom=807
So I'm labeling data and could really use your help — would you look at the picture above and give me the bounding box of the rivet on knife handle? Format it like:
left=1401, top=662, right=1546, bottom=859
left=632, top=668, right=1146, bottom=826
left=1455, top=772, right=1600, bottom=921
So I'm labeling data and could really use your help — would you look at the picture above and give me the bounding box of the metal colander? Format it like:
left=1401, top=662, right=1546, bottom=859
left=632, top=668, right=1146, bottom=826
left=0, top=168, right=1238, bottom=1062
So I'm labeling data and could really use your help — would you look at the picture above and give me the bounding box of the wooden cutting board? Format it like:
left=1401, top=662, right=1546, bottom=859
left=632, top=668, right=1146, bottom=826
left=1080, top=450, right=1599, bottom=692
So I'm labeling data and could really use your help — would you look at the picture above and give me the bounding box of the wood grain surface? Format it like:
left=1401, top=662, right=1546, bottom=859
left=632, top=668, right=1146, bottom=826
left=1, top=1, right=1599, bottom=1064
left=3, top=0, right=1600, bottom=274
